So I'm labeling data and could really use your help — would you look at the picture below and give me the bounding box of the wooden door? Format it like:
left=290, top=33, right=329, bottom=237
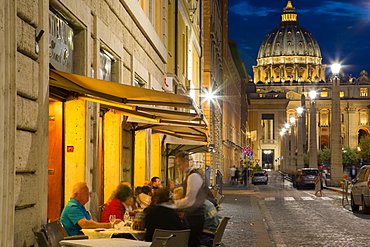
left=48, top=101, right=64, bottom=221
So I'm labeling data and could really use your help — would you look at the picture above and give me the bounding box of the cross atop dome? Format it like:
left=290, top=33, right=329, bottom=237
left=281, top=1, right=297, bottom=22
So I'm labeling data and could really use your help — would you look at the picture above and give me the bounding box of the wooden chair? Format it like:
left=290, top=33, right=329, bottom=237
left=202, top=217, right=231, bottom=247
left=43, top=220, right=88, bottom=247
left=151, top=229, right=191, bottom=247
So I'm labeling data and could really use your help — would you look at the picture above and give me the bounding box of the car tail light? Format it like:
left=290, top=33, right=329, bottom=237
left=301, top=175, right=306, bottom=177
left=368, top=181, right=370, bottom=190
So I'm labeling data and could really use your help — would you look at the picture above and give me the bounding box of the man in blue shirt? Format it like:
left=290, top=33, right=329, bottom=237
left=60, top=182, right=112, bottom=236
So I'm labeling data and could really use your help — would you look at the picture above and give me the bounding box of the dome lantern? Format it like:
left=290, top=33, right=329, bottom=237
left=281, top=1, right=297, bottom=22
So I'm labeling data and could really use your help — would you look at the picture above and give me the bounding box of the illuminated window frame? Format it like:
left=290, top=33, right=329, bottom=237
left=360, top=88, right=368, bottom=97
left=320, top=92, right=328, bottom=98
left=360, top=110, right=368, bottom=125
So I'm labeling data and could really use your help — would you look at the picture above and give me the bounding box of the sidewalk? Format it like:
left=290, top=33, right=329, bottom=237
left=216, top=183, right=265, bottom=246
left=323, top=184, right=351, bottom=196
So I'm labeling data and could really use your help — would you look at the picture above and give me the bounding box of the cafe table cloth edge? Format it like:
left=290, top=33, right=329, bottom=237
left=60, top=238, right=152, bottom=247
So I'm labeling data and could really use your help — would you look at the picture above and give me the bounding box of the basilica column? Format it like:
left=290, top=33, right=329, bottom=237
left=330, top=64, right=343, bottom=186
left=346, top=107, right=358, bottom=148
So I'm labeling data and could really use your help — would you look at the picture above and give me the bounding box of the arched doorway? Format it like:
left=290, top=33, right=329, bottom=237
left=358, top=128, right=370, bottom=143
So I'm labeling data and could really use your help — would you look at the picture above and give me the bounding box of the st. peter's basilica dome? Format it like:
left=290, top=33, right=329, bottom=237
left=253, top=1, right=326, bottom=84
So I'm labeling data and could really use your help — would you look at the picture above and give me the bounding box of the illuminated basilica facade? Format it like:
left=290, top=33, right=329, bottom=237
left=248, top=1, right=370, bottom=172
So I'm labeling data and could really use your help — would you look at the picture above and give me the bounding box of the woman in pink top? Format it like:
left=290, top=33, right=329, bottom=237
left=101, top=184, right=134, bottom=222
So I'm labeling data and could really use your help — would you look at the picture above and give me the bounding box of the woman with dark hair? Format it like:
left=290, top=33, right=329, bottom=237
left=143, top=187, right=188, bottom=242
left=101, top=184, right=134, bottom=223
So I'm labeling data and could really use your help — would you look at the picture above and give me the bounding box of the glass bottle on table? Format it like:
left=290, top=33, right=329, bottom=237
left=124, top=210, right=130, bottom=223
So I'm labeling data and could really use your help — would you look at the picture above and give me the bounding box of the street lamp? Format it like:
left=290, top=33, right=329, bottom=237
left=296, top=107, right=304, bottom=168
left=289, top=117, right=296, bottom=171
left=284, top=123, right=290, bottom=171
left=308, top=91, right=317, bottom=168
left=330, top=63, right=342, bottom=186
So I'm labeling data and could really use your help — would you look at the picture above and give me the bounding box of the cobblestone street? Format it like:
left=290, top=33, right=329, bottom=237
left=215, top=172, right=370, bottom=247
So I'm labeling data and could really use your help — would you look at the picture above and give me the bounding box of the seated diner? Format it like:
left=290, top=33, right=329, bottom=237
left=60, top=182, right=114, bottom=236
left=143, top=187, right=188, bottom=241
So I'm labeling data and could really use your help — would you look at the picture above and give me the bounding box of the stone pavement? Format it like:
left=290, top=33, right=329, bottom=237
left=216, top=183, right=269, bottom=247
left=214, top=180, right=350, bottom=246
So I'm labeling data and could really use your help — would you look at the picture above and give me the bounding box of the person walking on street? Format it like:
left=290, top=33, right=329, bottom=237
left=242, top=166, right=248, bottom=186
left=350, top=166, right=357, bottom=180
left=235, top=167, right=240, bottom=185
left=174, top=151, right=206, bottom=247
left=229, top=166, right=236, bottom=185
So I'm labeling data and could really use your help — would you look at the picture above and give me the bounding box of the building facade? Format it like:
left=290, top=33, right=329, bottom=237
left=1, top=0, right=250, bottom=245
left=248, top=1, right=370, bottom=174
left=1, top=0, right=207, bottom=246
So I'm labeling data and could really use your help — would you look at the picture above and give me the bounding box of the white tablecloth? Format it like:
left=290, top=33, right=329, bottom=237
left=60, top=238, right=151, bottom=247
left=81, top=229, right=145, bottom=240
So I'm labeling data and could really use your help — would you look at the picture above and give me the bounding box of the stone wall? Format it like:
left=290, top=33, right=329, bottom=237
left=0, top=0, right=49, bottom=246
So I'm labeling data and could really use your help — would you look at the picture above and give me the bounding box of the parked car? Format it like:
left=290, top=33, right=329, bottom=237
left=296, top=168, right=320, bottom=189
left=351, top=165, right=370, bottom=213
left=252, top=171, right=268, bottom=185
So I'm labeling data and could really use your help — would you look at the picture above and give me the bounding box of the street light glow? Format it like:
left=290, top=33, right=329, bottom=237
left=308, top=91, right=316, bottom=100
left=331, top=63, right=341, bottom=74
left=284, top=123, right=290, bottom=129
left=289, top=116, right=296, bottom=124
left=296, top=107, right=304, bottom=114
left=203, top=91, right=216, bottom=101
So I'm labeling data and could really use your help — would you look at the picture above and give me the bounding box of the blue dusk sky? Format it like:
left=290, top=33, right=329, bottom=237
left=228, top=0, right=370, bottom=77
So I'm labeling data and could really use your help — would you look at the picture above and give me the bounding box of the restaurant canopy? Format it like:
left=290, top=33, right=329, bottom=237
left=126, top=117, right=208, bottom=143
left=163, top=136, right=210, bottom=156
left=49, top=69, right=209, bottom=142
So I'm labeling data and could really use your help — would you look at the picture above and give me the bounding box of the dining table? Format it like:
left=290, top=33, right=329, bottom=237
left=81, top=228, right=146, bottom=241
left=60, top=238, right=152, bottom=247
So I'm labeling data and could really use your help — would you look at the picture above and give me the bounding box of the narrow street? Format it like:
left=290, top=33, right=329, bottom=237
left=217, top=171, right=370, bottom=247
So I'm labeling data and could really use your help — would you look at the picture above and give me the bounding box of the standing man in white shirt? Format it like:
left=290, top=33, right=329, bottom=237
left=174, top=151, right=206, bottom=247
left=229, top=166, right=236, bottom=185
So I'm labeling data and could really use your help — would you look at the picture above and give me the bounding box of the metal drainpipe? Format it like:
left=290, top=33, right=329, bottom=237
left=175, top=0, right=178, bottom=76
left=161, top=135, right=168, bottom=185
left=131, top=123, right=137, bottom=185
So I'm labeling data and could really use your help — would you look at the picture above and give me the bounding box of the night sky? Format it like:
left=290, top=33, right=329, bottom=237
left=228, top=0, right=370, bottom=78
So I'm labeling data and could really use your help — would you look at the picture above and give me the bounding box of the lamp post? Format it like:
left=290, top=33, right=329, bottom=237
left=330, top=63, right=342, bottom=186
left=284, top=123, right=290, bottom=172
left=289, top=116, right=296, bottom=172
left=297, top=107, right=304, bottom=169
left=308, top=91, right=318, bottom=168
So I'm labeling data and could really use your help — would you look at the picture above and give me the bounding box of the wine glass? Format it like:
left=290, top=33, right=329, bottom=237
left=109, top=215, right=116, bottom=228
